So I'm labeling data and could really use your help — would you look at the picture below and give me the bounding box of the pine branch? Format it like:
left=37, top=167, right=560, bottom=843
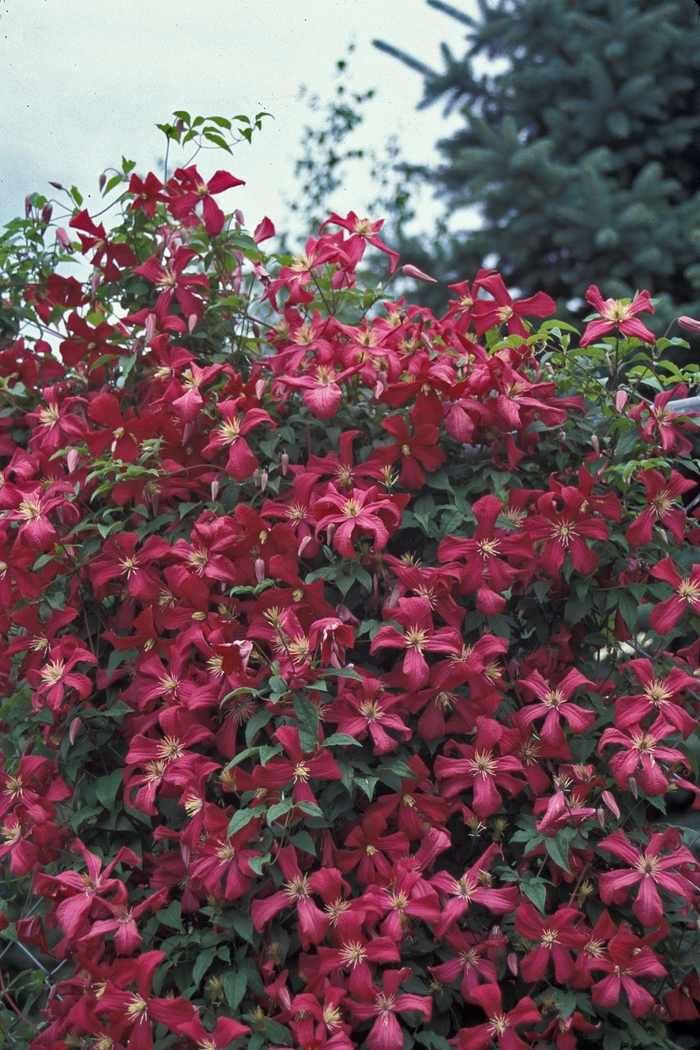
left=426, top=0, right=476, bottom=28
left=371, top=40, right=438, bottom=79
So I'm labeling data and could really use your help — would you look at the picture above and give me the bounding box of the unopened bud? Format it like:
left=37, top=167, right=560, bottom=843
left=90, top=272, right=101, bottom=295
left=252, top=468, right=260, bottom=487
left=41, top=203, right=53, bottom=224
left=298, top=535, right=312, bottom=557
left=679, top=315, right=700, bottom=335
left=507, top=953, right=519, bottom=977
left=628, top=776, right=638, bottom=800
left=99, top=172, right=107, bottom=192
left=175, top=118, right=184, bottom=136
left=252, top=323, right=261, bottom=338
left=69, top=718, right=82, bottom=745
left=25, top=195, right=32, bottom=218
left=601, top=790, right=620, bottom=819
left=255, top=379, right=266, bottom=400
left=145, top=312, right=157, bottom=342
left=66, top=449, right=80, bottom=474
left=210, top=478, right=220, bottom=501
left=402, top=263, right=438, bottom=283
left=180, top=843, right=190, bottom=868
left=325, top=523, right=336, bottom=545
left=234, top=209, right=245, bottom=227
left=596, top=807, right=606, bottom=828
left=591, top=434, right=600, bottom=453
left=49, top=181, right=64, bottom=190
left=56, top=227, right=72, bottom=250
left=254, top=557, right=266, bottom=583
left=280, top=451, right=289, bottom=476
left=182, top=422, right=193, bottom=446
left=188, top=313, right=198, bottom=334
left=260, top=470, right=268, bottom=493
left=615, top=389, right=628, bottom=412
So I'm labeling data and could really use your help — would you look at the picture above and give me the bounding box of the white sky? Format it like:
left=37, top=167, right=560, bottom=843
left=0, top=0, right=472, bottom=241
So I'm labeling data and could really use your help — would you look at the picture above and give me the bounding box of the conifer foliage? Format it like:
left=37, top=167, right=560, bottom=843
left=374, top=0, right=700, bottom=327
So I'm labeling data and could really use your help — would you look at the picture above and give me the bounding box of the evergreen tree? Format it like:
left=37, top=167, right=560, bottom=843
left=374, top=0, right=700, bottom=329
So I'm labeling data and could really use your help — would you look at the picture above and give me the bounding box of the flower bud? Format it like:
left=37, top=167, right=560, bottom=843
left=69, top=718, right=82, bottom=745
left=66, top=449, right=80, bottom=474
left=41, top=203, right=53, bottom=224
left=234, top=209, right=245, bottom=227
left=326, top=523, right=336, bottom=545
left=210, top=478, right=220, bottom=502
left=615, top=389, right=628, bottom=412
left=99, top=172, right=107, bottom=192
left=280, top=451, right=289, bottom=476
left=182, top=422, right=193, bottom=446
left=628, top=776, right=638, bottom=799
left=596, top=807, right=606, bottom=828
left=188, top=313, right=198, bottom=334
left=402, top=263, right=438, bottom=283
left=679, top=315, right=700, bottom=335
left=601, top=790, right=620, bottom=819
left=56, top=227, right=73, bottom=250
left=591, top=434, right=600, bottom=453
left=255, top=379, right=266, bottom=400
left=253, top=468, right=260, bottom=487
left=507, top=953, right=519, bottom=977
left=298, top=535, right=312, bottom=557
left=25, top=195, right=32, bottom=218
left=145, top=312, right=157, bottom=342
left=90, top=272, right=101, bottom=295
left=254, top=557, right=266, bottom=583
left=49, top=181, right=63, bottom=190
left=260, top=470, right=268, bottom=493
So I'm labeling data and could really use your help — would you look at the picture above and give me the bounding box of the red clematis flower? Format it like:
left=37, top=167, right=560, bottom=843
left=348, top=967, right=432, bottom=1050
left=431, top=843, right=519, bottom=935
left=516, top=667, right=595, bottom=753
left=321, top=211, right=400, bottom=272
left=435, top=717, right=526, bottom=818
left=167, top=165, right=245, bottom=236
left=134, top=246, right=210, bottom=324
left=598, top=715, right=688, bottom=795
left=457, top=982, right=541, bottom=1050
left=614, top=658, right=697, bottom=737
left=314, top=484, right=408, bottom=558
left=625, top=468, right=694, bottom=547
left=69, top=209, right=137, bottom=281
left=590, top=927, right=666, bottom=1018
left=597, top=827, right=696, bottom=927
left=201, top=401, right=275, bottom=480
left=367, top=416, right=446, bottom=490
left=514, top=901, right=586, bottom=982
left=580, top=286, right=656, bottom=347
left=649, top=557, right=700, bottom=633
left=472, top=273, right=556, bottom=338
left=370, top=597, right=463, bottom=691
left=128, top=172, right=166, bottom=216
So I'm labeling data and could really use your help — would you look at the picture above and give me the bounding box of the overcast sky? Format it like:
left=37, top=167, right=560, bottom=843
left=0, top=0, right=472, bottom=241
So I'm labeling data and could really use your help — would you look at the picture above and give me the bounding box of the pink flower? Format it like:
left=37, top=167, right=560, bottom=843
left=598, top=827, right=696, bottom=927
left=349, top=967, right=432, bottom=1050
left=580, top=286, right=656, bottom=346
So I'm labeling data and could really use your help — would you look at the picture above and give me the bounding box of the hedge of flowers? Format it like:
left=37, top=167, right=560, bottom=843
left=1, top=113, right=700, bottom=1050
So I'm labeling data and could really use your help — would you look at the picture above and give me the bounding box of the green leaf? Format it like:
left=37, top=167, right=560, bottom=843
left=245, top=708, right=273, bottom=746
left=94, top=769, right=123, bottom=810
left=544, top=834, right=572, bottom=874
left=294, top=692, right=320, bottom=753
left=222, top=970, right=247, bottom=1011
left=320, top=667, right=363, bottom=682
left=267, top=799, right=294, bottom=824
left=520, top=877, right=547, bottom=913
left=192, top=946, right=218, bottom=987
left=156, top=900, right=184, bottom=931
left=290, top=830, right=317, bottom=856
left=323, top=733, right=362, bottom=748
left=227, top=806, right=266, bottom=838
